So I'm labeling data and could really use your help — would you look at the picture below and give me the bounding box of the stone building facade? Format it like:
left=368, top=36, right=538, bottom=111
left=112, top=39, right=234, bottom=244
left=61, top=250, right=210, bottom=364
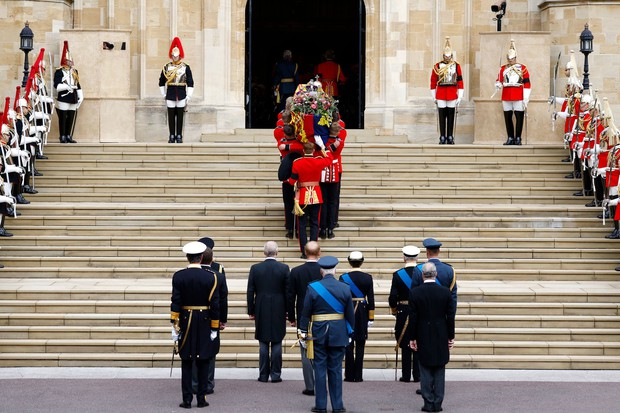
left=0, top=0, right=618, bottom=143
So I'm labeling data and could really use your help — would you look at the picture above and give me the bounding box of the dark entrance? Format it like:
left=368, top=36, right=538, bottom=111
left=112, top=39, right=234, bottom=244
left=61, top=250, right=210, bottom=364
left=245, top=0, right=365, bottom=129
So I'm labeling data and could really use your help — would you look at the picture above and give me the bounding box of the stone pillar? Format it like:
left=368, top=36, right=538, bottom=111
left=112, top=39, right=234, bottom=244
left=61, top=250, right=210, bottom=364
left=57, top=29, right=135, bottom=143
left=473, top=32, right=556, bottom=145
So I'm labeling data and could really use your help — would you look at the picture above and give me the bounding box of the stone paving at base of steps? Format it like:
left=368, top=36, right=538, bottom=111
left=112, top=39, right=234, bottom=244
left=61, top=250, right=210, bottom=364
left=1, top=368, right=620, bottom=413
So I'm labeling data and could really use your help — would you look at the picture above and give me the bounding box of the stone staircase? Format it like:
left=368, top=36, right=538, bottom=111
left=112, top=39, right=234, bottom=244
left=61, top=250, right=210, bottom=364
left=1, top=129, right=619, bottom=370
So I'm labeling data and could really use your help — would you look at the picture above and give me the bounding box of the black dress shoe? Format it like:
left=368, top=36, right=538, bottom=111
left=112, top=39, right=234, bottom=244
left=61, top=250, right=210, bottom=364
left=605, top=229, right=620, bottom=239
left=573, top=191, right=584, bottom=197
left=398, top=377, right=410, bottom=383
left=413, top=378, right=420, bottom=383
left=257, top=378, right=268, bottom=383
left=0, top=227, right=13, bottom=237
left=311, top=408, right=327, bottom=413
left=439, top=136, right=446, bottom=145
left=168, top=135, right=175, bottom=143
left=565, top=172, right=575, bottom=179
left=59, top=135, right=67, bottom=143
left=561, top=156, right=571, bottom=162
left=36, top=154, right=48, bottom=160
left=176, top=135, right=183, bottom=143
left=327, top=229, right=335, bottom=239
left=503, top=137, right=514, bottom=145
left=416, top=389, right=422, bottom=395
left=197, top=398, right=209, bottom=408
left=285, top=229, right=293, bottom=239
left=271, top=378, right=282, bottom=383
left=447, top=136, right=455, bottom=145
left=515, top=137, right=522, bottom=145
left=22, top=185, right=38, bottom=194
left=421, top=407, right=433, bottom=412
left=319, top=229, right=327, bottom=239
left=34, top=169, right=43, bottom=176
left=179, top=401, right=192, bottom=409
left=66, top=136, right=77, bottom=143
left=343, top=378, right=355, bottom=382
left=16, top=194, right=30, bottom=204
left=333, top=409, right=347, bottom=413
left=302, top=389, right=315, bottom=396
left=300, top=253, right=307, bottom=259
left=585, top=200, right=599, bottom=207
left=615, top=267, right=620, bottom=272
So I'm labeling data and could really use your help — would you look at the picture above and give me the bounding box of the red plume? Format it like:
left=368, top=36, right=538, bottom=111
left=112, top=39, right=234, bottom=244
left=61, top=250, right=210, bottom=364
left=168, top=37, right=184, bottom=60
left=31, top=48, right=45, bottom=75
left=1, top=97, right=10, bottom=128
left=60, top=40, right=71, bottom=66
left=13, top=87, right=20, bottom=111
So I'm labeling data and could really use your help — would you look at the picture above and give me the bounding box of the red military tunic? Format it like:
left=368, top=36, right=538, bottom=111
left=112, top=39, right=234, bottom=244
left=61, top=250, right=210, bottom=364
left=315, top=61, right=347, bottom=97
left=288, top=153, right=333, bottom=205
left=430, top=61, right=464, bottom=101
left=497, top=63, right=531, bottom=101
left=571, top=112, right=591, bottom=151
left=607, top=146, right=620, bottom=188
left=274, top=126, right=303, bottom=156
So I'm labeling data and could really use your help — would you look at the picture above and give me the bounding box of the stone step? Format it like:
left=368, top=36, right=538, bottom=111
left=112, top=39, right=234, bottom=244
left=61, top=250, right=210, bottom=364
left=2, top=267, right=619, bottom=282
left=14, top=192, right=588, bottom=205
left=1, top=351, right=618, bottom=369
left=1, top=279, right=618, bottom=303
left=33, top=175, right=579, bottom=188
left=35, top=166, right=569, bottom=179
left=1, top=300, right=617, bottom=316
left=1, top=246, right=617, bottom=261
left=7, top=203, right=605, bottom=218
left=4, top=234, right=613, bottom=248
left=33, top=184, right=580, bottom=196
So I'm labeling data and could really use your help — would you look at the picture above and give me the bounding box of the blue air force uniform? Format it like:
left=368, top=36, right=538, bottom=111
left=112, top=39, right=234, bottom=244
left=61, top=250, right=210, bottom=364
left=299, top=256, right=355, bottom=413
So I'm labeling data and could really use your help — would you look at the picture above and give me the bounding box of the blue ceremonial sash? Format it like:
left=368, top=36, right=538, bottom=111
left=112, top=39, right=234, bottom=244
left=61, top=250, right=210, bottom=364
left=341, top=273, right=365, bottom=299
left=397, top=268, right=412, bottom=289
left=310, top=282, right=354, bottom=335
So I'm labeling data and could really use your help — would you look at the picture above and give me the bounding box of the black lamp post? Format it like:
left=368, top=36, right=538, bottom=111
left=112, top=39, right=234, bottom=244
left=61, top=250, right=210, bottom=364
left=580, top=23, right=594, bottom=92
left=19, top=21, right=34, bottom=88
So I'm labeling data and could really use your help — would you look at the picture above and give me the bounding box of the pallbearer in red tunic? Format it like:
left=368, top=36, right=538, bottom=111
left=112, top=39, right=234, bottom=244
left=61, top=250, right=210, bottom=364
left=430, top=37, right=463, bottom=145
left=495, top=39, right=531, bottom=146
left=288, top=140, right=333, bottom=258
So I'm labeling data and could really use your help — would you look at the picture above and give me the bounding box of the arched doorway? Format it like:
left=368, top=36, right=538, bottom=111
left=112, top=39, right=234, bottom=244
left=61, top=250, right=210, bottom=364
left=245, top=0, right=366, bottom=129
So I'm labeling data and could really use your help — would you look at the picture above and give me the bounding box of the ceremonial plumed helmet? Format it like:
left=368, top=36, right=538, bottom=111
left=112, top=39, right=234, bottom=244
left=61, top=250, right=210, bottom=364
left=581, top=93, right=593, bottom=106
left=443, top=36, right=453, bottom=58
left=169, top=37, right=185, bottom=60
left=566, top=50, right=580, bottom=77
left=506, top=39, right=517, bottom=60
left=60, top=41, right=73, bottom=67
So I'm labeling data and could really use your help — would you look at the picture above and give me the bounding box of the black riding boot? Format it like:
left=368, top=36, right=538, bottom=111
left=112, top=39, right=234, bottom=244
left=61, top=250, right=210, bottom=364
left=503, top=111, right=514, bottom=145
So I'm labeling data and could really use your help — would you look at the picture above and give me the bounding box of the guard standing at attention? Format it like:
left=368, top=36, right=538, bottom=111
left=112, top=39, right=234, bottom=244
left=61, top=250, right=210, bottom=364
left=430, top=37, right=464, bottom=145
left=54, top=40, right=82, bottom=144
left=299, top=256, right=355, bottom=413
left=495, top=39, right=531, bottom=146
left=340, top=251, right=375, bottom=383
left=170, top=241, right=220, bottom=409
left=159, top=37, right=194, bottom=143
left=389, top=245, right=423, bottom=385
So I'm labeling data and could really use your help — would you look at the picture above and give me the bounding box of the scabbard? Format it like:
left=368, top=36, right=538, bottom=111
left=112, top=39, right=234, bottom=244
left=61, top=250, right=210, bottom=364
left=307, top=321, right=314, bottom=360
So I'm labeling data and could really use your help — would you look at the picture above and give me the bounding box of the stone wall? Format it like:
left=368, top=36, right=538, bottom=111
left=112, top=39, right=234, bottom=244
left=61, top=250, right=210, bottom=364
left=0, top=0, right=618, bottom=142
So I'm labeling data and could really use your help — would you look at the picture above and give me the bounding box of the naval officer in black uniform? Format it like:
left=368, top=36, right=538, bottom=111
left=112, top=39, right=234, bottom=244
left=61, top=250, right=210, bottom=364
left=340, top=251, right=375, bottom=383
left=299, top=256, right=355, bottom=413
left=389, top=245, right=423, bottom=384
left=171, top=241, right=220, bottom=409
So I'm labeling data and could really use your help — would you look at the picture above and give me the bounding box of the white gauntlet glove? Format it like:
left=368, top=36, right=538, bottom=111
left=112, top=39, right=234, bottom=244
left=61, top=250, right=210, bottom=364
left=0, top=195, right=15, bottom=205
left=77, top=90, right=84, bottom=108
left=210, top=330, right=218, bottom=341
left=6, top=165, right=24, bottom=175
left=171, top=325, right=179, bottom=341
left=367, top=321, right=374, bottom=328
left=314, top=135, right=325, bottom=150
left=495, top=81, right=502, bottom=91
left=159, top=86, right=166, bottom=98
